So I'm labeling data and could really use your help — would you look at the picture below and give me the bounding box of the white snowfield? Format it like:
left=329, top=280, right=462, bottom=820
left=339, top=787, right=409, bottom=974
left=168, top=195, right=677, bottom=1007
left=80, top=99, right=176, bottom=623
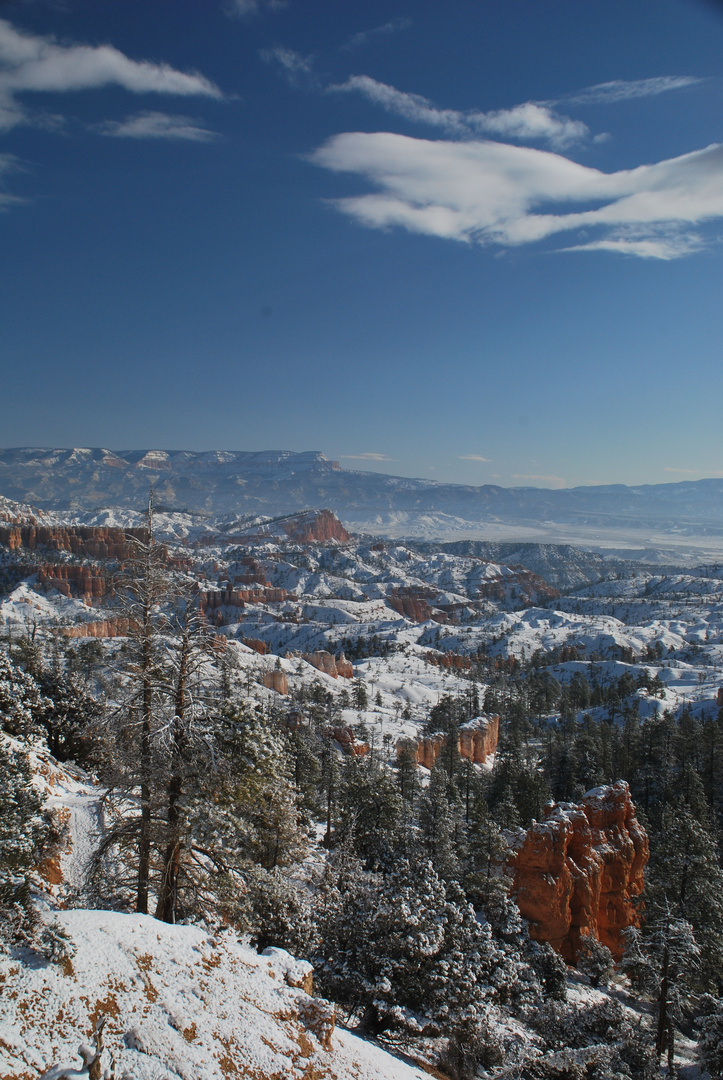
left=0, top=910, right=430, bottom=1080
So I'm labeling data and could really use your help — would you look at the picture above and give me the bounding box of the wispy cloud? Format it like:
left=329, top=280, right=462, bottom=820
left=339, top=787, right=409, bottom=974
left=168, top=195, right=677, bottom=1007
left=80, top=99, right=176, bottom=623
left=340, top=452, right=393, bottom=462
left=260, top=45, right=316, bottom=89
left=328, top=75, right=588, bottom=148
left=0, top=151, right=22, bottom=208
left=512, top=473, right=568, bottom=488
left=566, top=75, right=702, bottom=106
left=342, top=18, right=412, bottom=52
left=0, top=17, right=222, bottom=133
left=99, top=110, right=217, bottom=142
left=664, top=466, right=702, bottom=474
left=225, top=0, right=287, bottom=16
left=310, top=132, right=723, bottom=259
left=458, top=454, right=491, bottom=462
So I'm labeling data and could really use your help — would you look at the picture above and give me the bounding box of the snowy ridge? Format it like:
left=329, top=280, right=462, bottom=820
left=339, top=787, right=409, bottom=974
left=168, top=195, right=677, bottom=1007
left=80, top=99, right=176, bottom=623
left=0, top=911, right=430, bottom=1080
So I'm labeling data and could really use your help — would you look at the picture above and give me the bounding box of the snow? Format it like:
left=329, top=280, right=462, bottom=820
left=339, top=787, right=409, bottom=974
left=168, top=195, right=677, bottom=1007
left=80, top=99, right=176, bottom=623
left=1, top=910, right=431, bottom=1080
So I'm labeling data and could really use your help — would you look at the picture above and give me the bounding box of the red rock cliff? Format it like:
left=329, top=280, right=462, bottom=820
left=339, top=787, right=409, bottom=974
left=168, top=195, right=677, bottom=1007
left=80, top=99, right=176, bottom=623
left=508, top=781, right=649, bottom=964
left=281, top=510, right=351, bottom=545
left=398, top=714, right=499, bottom=769
left=0, top=525, right=148, bottom=559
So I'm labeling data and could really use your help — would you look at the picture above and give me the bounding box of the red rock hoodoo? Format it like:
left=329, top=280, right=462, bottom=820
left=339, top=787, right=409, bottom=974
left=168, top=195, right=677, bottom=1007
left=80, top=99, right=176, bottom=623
left=262, top=669, right=290, bottom=695
left=281, top=509, right=350, bottom=545
left=398, top=714, right=499, bottom=770
left=0, top=525, right=147, bottom=558
left=508, top=781, right=649, bottom=964
left=302, top=651, right=354, bottom=679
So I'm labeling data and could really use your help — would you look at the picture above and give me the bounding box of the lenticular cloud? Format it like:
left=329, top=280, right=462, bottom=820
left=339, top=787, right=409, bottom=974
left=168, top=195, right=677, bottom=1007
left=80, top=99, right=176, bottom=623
left=311, top=131, right=723, bottom=259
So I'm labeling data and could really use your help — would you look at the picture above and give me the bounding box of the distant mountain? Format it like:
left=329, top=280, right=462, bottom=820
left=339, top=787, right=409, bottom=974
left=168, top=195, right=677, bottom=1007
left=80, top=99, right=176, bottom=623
left=0, top=447, right=721, bottom=548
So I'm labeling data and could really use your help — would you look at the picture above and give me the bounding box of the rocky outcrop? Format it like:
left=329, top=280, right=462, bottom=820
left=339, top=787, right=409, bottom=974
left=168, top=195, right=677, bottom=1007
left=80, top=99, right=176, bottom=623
left=60, top=618, right=132, bottom=639
left=0, top=524, right=147, bottom=559
left=425, top=650, right=472, bottom=671
left=241, top=638, right=268, bottom=656
left=37, top=564, right=109, bottom=600
left=302, top=651, right=354, bottom=679
left=335, top=653, right=354, bottom=679
left=197, top=585, right=290, bottom=613
left=281, top=509, right=350, bottom=545
left=203, top=509, right=352, bottom=547
left=387, top=594, right=435, bottom=623
left=458, top=716, right=500, bottom=763
left=398, top=714, right=499, bottom=769
left=508, top=782, right=649, bottom=964
left=262, top=669, right=289, bottom=695
left=475, top=567, right=560, bottom=606
left=326, top=726, right=368, bottom=756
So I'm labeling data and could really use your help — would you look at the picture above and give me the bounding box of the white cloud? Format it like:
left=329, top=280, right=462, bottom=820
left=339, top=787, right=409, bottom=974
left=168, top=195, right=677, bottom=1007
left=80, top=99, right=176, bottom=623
left=567, top=75, right=702, bottom=106
left=340, top=452, right=393, bottom=462
left=458, top=455, right=491, bottom=462
left=310, top=131, right=723, bottom=259
left=0, top=17, right=222, bottom=132
left=342, top=18, right=412, bottom=51
left=329, top=75, right=587, bottom=148
left=226, top=0, right=287, bottom=15
left=99, top=110, right=217, bottom=142
left=260, top=45, right=316, bottom=88
left=0, top=151, right=22, bottom=208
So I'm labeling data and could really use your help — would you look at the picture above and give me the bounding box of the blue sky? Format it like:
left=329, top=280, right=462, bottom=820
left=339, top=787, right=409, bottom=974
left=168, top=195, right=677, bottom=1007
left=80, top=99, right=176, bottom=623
left=0, top=0, right=722, bottom=489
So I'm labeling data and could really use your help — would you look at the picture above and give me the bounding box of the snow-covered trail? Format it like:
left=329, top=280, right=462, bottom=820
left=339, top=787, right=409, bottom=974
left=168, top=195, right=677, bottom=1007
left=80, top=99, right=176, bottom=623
left=46, top=788, right=105, bottom=893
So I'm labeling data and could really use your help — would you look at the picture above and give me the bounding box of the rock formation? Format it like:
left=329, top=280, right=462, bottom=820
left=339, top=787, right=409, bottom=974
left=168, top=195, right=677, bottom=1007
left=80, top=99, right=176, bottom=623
left=0, top=524, right=147, bottom=559
left=281, top=509, right=351, bottom=545
left=302, top=651, right=354, bottom=679
left=197, top=585, right=291, bottom=613
left=37, top=564, right=109, bottom=600
left=398, top=714, right=499, bottom=769
left=508, top=781, right=649, bottom=964
left=262, top=669, right=289, bottom=695
left=60, top=618, right=132, bottom=639
left=326, top=726, right=368, bottom=756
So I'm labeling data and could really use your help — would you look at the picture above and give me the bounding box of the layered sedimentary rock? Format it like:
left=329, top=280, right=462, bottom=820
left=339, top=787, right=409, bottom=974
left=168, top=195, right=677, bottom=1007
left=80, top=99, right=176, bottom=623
left=386, top=594, right=435, bottom=623
left=508, top=782, right=648, bottom=964
left=302, top=651, right=354, bottom=679
left=281, top=509, right=350, bottom=545
left=425, top=650, right=472, bottom=671
left=37, top=564, right=108, bottom=600
left=475, top=567, right=560, bottom=606
left=398, top=714, right=499, bottom=770
left=0, top=524, right=147, bottom=559
left=197, top=586, right=290, bottom=613
left=327, top=726, right=368, bottom=756
left=262, top=669, right=289, bottom=695
left=60, top=618, right=132, bottom=639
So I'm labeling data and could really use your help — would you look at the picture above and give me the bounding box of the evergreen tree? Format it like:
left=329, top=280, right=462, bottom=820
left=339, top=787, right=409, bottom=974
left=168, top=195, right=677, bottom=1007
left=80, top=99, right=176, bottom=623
left=645, top=805, right=723, bottom=991
left=337, top=756, right=409, bottom=870
left=0, top=647, right=47, bottom=739
left=0, top=739, right=49, bottom=948
left=417, top=764, right=462, bottom=880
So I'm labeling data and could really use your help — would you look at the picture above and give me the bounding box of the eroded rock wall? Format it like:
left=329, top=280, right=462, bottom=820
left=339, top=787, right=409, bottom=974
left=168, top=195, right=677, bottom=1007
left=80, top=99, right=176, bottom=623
left=398, top=714, right=499, bottom=769
left=508, top=781, right=648, bottom=964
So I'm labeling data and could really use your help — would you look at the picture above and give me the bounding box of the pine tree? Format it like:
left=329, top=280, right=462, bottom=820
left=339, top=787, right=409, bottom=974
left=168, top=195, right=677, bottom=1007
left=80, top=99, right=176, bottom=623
left=623, top=915, right=700, bottom=1070
left=417, top=764, right=462, bottom=880
left=0, top=738, right=49, bottom=948
left=0, top=646, right=47, bottom=739
left=337, top=756, right=409, bottom=870
left=645, top=805, right=723, bottom=991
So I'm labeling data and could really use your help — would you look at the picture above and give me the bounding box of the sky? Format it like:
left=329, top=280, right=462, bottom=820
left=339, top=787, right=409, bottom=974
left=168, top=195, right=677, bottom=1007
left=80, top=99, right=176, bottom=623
left=0, top=0, right=722, bottom=490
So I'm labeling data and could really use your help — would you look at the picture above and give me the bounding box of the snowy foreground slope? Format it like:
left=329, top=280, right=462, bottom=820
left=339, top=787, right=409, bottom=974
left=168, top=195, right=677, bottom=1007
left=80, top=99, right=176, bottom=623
left=0, top=910, right=430, bottom=1080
